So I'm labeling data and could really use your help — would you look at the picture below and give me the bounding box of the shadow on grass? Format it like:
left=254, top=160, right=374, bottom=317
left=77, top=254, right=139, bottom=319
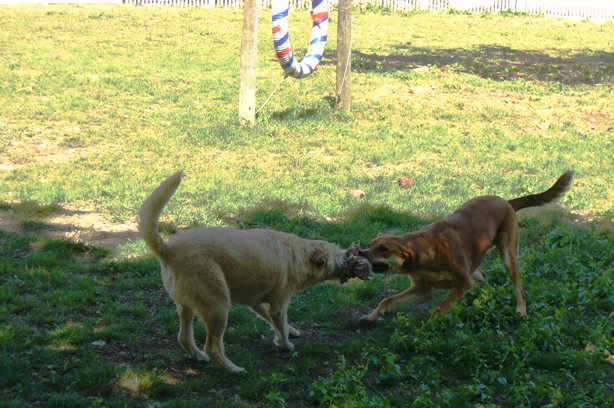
left=267, top=107, right=322, bottom=121
left=323, top=45, right=614, bottom=85
left=2, top=199, right=612, bottom=406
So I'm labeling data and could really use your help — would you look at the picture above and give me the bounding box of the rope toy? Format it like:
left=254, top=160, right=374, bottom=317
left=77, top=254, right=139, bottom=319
left=272, top=0, right=329, bottom=79
left=340, top=241, right=373, bottom=284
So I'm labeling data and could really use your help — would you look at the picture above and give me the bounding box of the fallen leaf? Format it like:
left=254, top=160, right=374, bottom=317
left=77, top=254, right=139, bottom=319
left=398, top=177, right=416, bottom=189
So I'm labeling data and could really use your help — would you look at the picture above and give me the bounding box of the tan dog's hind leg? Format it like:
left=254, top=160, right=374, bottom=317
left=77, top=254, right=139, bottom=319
left=176, top=303, right=209, bottom=362
left=251, top=303, right=301, bottom=338
left=189, top=271, right=245, bottom=373
left=361, top=285, right=433, bottom=323
left=199, top=305, right=244, bottom=373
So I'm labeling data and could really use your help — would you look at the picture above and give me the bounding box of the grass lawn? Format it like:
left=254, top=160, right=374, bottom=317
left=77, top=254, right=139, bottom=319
left=1, top=4, right=613, bottom=407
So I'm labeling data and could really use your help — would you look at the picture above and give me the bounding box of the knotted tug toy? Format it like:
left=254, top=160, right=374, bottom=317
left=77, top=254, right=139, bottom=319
left=340, top=241, right=373, bottom=284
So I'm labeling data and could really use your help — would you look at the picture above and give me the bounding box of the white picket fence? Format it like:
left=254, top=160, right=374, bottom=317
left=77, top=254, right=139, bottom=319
left=121, top=0, right=614, bottom=21
left=1, top=0, right=612, bottom=20
left=449, top=0, right=614, bottom=20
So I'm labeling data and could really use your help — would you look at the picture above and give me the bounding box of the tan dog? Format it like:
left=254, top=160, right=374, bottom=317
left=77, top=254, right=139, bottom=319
left=139, top=171, right=370, bottom=373
left=359, top=171, right=573, bottom=322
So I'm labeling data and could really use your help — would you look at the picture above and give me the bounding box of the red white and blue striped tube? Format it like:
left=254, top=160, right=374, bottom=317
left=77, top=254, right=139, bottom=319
left=272, top=0, right=329, bottom=79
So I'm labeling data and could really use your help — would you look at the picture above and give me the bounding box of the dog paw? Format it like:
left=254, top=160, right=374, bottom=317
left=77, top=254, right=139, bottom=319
left=224, top=363, right=245, bottom=373
left=193, top=350, right=210, bottom=362
left=230, top=366, right=246, bottom=374
left=472, top=268, right=486, bottom=282
left=358, top=315, right=377, bottom=327
left=288, top=326, right=302, bottom=338
left=516, top=305, right=527, bottom=317
left=274, top=337, right=295, bottom=351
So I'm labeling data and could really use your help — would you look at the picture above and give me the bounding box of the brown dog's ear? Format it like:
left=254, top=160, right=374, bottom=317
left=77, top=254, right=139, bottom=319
left=310, top=245, right=329, bottom=266
left=401, top=247, right=415, bottom=268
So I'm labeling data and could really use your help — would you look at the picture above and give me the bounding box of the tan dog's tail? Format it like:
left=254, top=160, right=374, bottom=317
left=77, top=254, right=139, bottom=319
left=138, top=171, right=183, bottom=264
left=508, top=171, right=573, bottom=212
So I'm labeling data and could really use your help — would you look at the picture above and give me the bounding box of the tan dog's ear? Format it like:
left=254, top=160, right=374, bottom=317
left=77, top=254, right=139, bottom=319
left=344, top=241, right=361, bottom=257
left=310, top=245, right=329, bottom=266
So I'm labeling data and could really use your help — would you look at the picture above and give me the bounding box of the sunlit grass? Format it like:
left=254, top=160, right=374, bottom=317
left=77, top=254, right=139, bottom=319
left=117, top=368, right=154, bottom=395
left=0, top=5, right=612, bottom=230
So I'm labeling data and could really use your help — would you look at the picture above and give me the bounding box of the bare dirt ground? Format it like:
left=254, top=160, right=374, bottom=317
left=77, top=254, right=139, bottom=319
left=0, top=202, right=139, bottom=257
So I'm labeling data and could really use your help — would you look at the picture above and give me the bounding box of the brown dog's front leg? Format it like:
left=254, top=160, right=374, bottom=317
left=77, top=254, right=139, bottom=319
left=432, top=280, right=472, bottom=318
left=361, top=285, right=432, bottom=323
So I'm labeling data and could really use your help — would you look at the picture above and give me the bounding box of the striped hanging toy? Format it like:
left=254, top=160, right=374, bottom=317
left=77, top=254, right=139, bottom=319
left=271, top=0, right=329, bottom=79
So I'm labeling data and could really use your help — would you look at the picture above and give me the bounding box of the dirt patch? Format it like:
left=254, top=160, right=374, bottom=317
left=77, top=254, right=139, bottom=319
left=0, top=126, right=104, bottom=170
left=0, top=202, right=138, bottom=256
left=582, top=111, right=614, bottom=132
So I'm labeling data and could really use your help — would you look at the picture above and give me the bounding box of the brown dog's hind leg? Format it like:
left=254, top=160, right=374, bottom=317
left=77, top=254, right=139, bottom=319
left=361, top=284, right=432, bottom=323
left=176, top=302, right=209, bottom=362
left=496, top=221, right=527, bottom=316
left=498, top=237, right=527, bottom=316
left=503, top=253, right=527, bottom=316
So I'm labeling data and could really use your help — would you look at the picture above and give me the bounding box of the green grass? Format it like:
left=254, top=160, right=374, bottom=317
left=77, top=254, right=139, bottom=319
left=0, top=4, right=613, bottom=407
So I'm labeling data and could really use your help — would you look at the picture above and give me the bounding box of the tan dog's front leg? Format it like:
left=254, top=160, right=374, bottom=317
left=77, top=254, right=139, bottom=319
left=269, top=302, right=294, bottom=351
left=361, top=285, right=432, bottom=323
left=250, top=303, right=301, bottom=338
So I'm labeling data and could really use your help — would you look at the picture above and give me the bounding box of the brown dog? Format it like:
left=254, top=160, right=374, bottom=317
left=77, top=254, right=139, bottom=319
left=139, top=171, right=371, bottom=373
left=359, top=171, right=573, bottom=322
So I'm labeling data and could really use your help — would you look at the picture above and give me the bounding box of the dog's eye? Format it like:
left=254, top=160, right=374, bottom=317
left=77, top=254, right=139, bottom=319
left=378, top=245, right=389, bottom=253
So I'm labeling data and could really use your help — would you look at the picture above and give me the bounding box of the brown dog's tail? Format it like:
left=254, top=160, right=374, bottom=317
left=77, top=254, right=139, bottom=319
left=508, top=171, right=574, bottom=212
left=138, top=170, right=183, bottom=265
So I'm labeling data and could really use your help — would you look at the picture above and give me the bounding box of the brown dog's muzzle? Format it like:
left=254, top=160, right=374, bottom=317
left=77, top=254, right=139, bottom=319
left=370, top=261, right=390, bottom=273
left=352, top=246, right=389, bottom=274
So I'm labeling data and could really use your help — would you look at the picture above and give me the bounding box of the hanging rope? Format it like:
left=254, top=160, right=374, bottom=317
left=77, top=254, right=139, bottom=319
left=271, top=0, right=329, bottom=79
left=255, top=75, right=287, bottom=116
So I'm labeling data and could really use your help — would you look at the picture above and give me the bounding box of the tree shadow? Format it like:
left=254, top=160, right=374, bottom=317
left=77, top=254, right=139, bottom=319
left=266, top=106, right=321, bottom=121
left=325, top=45, right=613, bottom=85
